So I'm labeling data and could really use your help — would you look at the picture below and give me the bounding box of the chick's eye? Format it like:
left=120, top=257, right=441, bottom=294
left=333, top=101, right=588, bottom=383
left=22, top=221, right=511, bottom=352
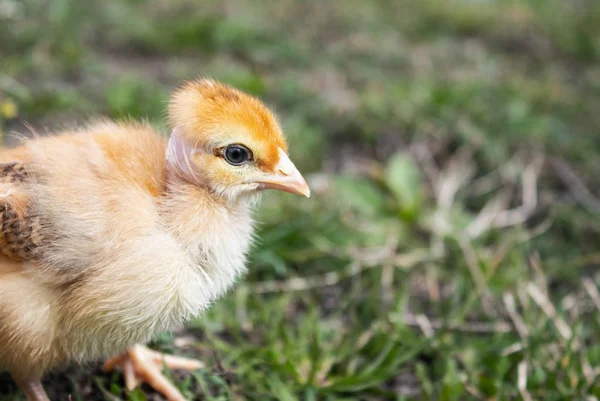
left=224, top=145, right=251, bottom=166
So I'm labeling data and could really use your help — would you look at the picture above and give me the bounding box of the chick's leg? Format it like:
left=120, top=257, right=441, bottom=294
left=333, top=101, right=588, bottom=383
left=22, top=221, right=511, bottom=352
left=14, top=378, right=50, bottom=401
left=104, top=344, right=204, bottom=401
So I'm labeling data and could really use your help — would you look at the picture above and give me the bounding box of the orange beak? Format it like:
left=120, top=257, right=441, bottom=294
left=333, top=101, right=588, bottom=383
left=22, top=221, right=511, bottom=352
left=254, top=148, right=310, bottom=198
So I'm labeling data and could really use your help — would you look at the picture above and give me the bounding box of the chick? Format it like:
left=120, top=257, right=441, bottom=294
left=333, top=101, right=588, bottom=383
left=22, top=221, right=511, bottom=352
left=0, top=78, right=310, bottom=401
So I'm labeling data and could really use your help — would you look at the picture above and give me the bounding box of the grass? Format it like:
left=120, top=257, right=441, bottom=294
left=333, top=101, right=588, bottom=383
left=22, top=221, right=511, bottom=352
left=1, top=0, right=600, bottom=399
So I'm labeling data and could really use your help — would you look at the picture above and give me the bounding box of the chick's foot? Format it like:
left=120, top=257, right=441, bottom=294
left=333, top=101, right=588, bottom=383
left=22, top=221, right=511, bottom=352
left=15, top=378, right=50, bottom=401
left=104, top=344, right=204, bottom=401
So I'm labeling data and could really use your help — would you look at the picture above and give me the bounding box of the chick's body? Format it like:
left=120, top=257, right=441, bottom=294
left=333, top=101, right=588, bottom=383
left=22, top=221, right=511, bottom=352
left=0, top=121, right=252, bottom=378
left=0, top=79, right=309, bottom=401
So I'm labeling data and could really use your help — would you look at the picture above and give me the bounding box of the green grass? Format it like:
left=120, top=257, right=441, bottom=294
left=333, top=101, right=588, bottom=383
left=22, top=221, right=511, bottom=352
left=1, top=0, right=600, bottom=400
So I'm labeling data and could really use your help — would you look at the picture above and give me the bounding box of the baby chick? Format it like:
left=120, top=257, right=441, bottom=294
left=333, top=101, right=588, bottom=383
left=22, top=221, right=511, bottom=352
left=0, top=78, right=310, bottom=401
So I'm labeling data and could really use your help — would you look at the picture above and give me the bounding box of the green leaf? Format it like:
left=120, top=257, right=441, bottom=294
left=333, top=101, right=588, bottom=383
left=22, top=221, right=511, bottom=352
left=440, top=358, right=464, bottom=401
left=333, top=175, right=385, bottom=216
left=267, top=375, right=298, bottom=401
left=384, top=153, right=423, bottom=220
left=127, top=388, right=148, bottom=401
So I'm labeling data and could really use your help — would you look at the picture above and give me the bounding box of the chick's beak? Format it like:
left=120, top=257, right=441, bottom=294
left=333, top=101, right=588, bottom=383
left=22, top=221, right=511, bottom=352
left=255, top=148, right=311, bottom=198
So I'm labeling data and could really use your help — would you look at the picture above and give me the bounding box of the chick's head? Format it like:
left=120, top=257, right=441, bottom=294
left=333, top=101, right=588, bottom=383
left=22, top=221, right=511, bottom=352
left=167, top=78, right=310, bottom=201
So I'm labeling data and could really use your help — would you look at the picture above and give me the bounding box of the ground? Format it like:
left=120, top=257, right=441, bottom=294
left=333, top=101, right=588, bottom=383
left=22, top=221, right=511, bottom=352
left=1, top=0, right=600, bottom=400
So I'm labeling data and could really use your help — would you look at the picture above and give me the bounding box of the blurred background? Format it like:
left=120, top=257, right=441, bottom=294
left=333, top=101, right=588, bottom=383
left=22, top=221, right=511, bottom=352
left=1, top=0, right=600, bottom=400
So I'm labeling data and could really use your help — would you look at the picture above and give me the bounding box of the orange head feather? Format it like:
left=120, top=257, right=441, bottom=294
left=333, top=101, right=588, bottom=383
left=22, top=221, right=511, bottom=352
left=166, top=78, right=309, bottom=201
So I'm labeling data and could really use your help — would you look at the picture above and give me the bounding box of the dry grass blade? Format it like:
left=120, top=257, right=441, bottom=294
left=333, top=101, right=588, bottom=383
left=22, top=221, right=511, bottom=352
left=501, top=342, right=526, bottom=356
left=467, top=156, right=542, bottom=238
left=518, top=360, right=532, bottom=401
left=470, top=152, right=520, bottom=196
left=396, top=313, right=513, bottom=334
left=467, top=190, right=512, bottom=238
left=526, top=282, right=572, bottom=341
left=552, top=157, right=600, bottom=216
left=413, top=314, right=434, bottom=338
left=492, top=158, right=540, bottom=227
left=503, top=293, right=529, bottom=339
left=582, top=278, right=600, bottom=313
left=380, top=264, right=394, bottom=305
left=436, top=148, right=476, bottom=211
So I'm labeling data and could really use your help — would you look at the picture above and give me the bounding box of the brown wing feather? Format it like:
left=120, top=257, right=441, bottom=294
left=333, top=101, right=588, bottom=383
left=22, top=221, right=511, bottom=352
left=0, top=162, right=41, bottom=261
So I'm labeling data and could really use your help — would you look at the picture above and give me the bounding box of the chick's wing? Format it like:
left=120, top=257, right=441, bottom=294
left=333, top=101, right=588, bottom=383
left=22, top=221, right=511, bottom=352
left=0, top=161, right=42, bottom=262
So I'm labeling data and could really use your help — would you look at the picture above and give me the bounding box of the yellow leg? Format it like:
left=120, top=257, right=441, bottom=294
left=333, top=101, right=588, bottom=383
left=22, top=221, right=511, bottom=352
left=104, top=344, right=204, bottom=401
left=14, top=378, right=50, bottom=401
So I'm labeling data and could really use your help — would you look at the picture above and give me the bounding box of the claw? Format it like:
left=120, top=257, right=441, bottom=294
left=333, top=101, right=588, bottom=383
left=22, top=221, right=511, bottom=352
left=104, top=344, right=204, bottom=401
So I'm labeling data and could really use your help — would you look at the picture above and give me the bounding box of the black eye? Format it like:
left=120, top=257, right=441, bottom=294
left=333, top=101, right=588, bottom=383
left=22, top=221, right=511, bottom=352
left=224, top=145, right=251, bottom=166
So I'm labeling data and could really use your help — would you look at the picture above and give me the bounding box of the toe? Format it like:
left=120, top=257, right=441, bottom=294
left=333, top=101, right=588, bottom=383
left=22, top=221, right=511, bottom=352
left=103, top=345, right=200, bottom=401
left=129, top=346, right=190, bottom=401
left=137, top=365, right=188, bottom=401
left=146, top=349, right=205, bottom=370
left=103, top=352, right=128, bottom=371
left=123, top=359, right=141, bottom=391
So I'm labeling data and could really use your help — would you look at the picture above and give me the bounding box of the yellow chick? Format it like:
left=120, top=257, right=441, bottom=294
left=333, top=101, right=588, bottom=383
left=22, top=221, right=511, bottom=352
left=0, top=78, right=310, bottom=401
